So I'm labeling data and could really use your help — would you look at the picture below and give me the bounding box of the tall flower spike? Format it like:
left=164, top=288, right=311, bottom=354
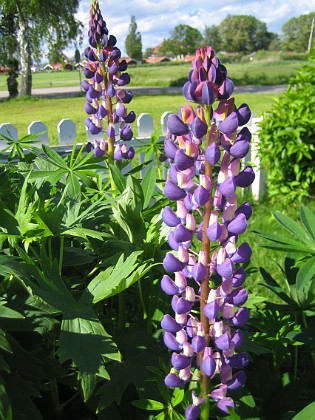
left=160, top=46, right=254, bottom=419
left=84, top=0, right=135, bottom=161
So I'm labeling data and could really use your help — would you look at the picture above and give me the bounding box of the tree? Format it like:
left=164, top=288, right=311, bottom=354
left=218, top=15, right=273, bottom=53
left=203, top=25, right=222, bottom=52
left=0, top=0, right=81, bottom=97
left=160, top=24, right=203, bottom=58
left=125, top=16, right=142, bottom=61
left=281, top=12, right=315, bottom=52
left=143, top=47, right=153, bottom=58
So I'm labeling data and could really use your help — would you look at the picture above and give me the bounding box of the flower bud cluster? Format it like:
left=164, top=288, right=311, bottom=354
left=160, top=46, right=254, bottom=418
left=84, top=0, right=135, bottom=159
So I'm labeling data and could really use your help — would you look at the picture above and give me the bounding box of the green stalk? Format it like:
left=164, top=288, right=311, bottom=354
left=59, top=236, right=65, bottom=276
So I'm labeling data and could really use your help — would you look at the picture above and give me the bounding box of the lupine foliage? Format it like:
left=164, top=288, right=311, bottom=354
left=0, top=1, right=314, bottom=419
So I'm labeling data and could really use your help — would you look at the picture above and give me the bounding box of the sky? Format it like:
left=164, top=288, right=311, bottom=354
left=73, top=0, right=315, bottom=56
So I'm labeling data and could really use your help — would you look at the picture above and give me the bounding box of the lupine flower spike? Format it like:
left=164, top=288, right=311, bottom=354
left=84, top=0, right=135, bottom=161
left=160, top=46, right=254, bottom=418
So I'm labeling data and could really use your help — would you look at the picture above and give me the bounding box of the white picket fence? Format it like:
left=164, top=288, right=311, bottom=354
left=0, top=113, right=265, bottom=200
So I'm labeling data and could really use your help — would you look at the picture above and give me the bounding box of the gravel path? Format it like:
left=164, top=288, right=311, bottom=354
left=0, top=84, right=286, bottom=99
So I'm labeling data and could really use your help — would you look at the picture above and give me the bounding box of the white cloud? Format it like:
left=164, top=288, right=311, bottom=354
left=72, top=0, right=315, bottom=56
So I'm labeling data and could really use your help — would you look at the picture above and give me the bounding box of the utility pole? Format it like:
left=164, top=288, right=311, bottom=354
left=307, top=17, right=314, bottom=53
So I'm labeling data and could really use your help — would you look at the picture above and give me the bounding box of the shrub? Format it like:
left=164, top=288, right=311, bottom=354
left=258, top=48, right=315, bottom=204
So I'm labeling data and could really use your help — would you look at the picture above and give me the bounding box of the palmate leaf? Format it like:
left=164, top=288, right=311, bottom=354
left=109, top=164, right=126, bottom=193
left=259, top=267, right=294, bottom=306
left=83, top=251, right=144, bottom=304
left=0, top=375, right=12, bottom=420
left=131, top=399, right=165, bottom=411
left=254, top=230, right=315, bottom=254
left=141, top=165, right=156, bottom=208
left=300, top=205, right=315, bottom=242
left=58, top=305, right=120, bottom=401
left=296, top=256, right=315, bottom=290
left=292, top=401, right=315, bottom=420
left=273, top=210, right=314, bottom=245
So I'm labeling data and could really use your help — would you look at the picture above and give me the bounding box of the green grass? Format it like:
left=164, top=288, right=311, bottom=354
left=0, top=60, right=306, bottom=91
left=0, top=92, right=280, bottom=144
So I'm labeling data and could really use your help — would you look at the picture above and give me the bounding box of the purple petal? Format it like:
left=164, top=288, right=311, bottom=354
left=235, top=202, right=252, bottom=220
left=204, top=300, right=220, bottom=319
left=201, top=355, right=216, bottom=377
left=231, top=329, right=244, bottom=348
left=116, top=73, right=130, bottom=86
left=84, top=102, right=97, bottom=114
left=174, top=224, right=193, bottom=243
left=174, top=149, right=195, bottom=171
left=168, top=231, right=180, bottom=251
left=161, top=314, right=182, bottom=332
left=231, top=307, right=250, bottom=327
left=229, top=139, right=250, bottom=158
left=231, top=242, right=252, bottom=263
left=171, top=353, right=192, bottom=370
left=163, top=253, right=185, bottom=273
left=234, top=166, right=255, bottom=188
left=193, top=185, right=210, bottom=206
left=191, top=262, right=207, bottom=282
left=205, top=142, right=221, bottom=166
left=215, top=333, right=231, bottom=350
left=162, top=206, right=181, bottom=227
left=168, top=114, right=190, bottom=136
left=172, top=295, right=193, bottom=314
left=120, top=124, right=133, bottom=141
left=183, top=81, right=193, bottom=101
left=218, top=112, right=238, bottom=136
left=164, top=180, right=186, bottom=201
left=218, top=77, right=234, bottom=100
left=227, top=213, right=248, bottom=235
left=165, top=373, right=185, bottom=388
left=228, top=287, right=248, bottom=306
left=217, top=258, right=234, bottom=278
left=218, top=176, right=236, bottom=198
left=161, top=275, right=179, bottom=295
left=227, top=352, right=249, bottom=369
left=206, top=222, right=222, bottom=242
left=217, top=397, right=235, bottom=414
left=201, top=81, right=214, bottom=105
left=191, top=335, right=206, bottom=353
left=191, top=117, right=207, bottom=138
left=163, top=332, right=181, bottom=351
left=237, top=104, right=251, bottom=126
left=185, top=405, right=200, bottom=420
left=225, top=370, right=246, bottom=390
left=124, top=111, right=136, bottom=123
left=232, top=267, right=247, bottom=287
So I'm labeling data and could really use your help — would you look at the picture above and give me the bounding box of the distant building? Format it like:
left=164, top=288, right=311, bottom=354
left=44, top=63, right=63, bottom=71
left=144, top=56, right=170, bottom=64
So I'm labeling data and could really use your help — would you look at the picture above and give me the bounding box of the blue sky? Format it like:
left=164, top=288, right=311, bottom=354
left=74, top=0, right=315, bottom=55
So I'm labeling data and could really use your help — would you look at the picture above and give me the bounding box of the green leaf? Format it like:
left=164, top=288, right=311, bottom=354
left=141, top=166, right=156, bottom=208
left=0, top=330, right=11, bottom=353
left=42, top=144, right=68, bottom=169
left=300, top=206, right=315, bottom=242
left=259, top=268, right=293, bottom=305
left=286, top=327, right=315, bottom=346
left=292, top=401, right=315, bottom=420
left=58, top=307, right=120, bottom=401
left=109, top=164, right=126, bottom=193
left=0, top=304, right=24, bottom=319
left=296, top=256, right=315, bottom=289
left=85, top=251, right=143, bottom=303
left=254, top=230, right=315, bottom=254
left=63, top=226, right=105, bottom=241
left=273, top=211, right=313, bottom=245
left=66, top=172, right=81, bottom=199
left=171, top=388, right=184, bottom=407
left=132, top=399, right=165, bottom=411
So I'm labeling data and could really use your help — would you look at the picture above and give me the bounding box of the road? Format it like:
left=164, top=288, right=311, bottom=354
left=0, top=84, right=286, bottom=99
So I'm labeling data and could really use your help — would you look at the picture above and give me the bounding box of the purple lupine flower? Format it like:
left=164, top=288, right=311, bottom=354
left=160, top=46, right=254, bottom=419
left=84, top=0, right=135, bottom=160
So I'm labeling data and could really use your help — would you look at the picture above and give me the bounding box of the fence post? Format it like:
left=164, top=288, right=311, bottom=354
left=0, top=123, right=18, bottom=146
left=161, top=112, right=172, bottom=136
left=57, top=118, right=77, bottom=145
left=250, top=116, right=266, bottom=201
left=28, top=121, right=49, bottom=145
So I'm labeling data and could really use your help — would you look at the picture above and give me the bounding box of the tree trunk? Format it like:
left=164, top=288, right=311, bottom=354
left=17, top=8, right=32, bottom=97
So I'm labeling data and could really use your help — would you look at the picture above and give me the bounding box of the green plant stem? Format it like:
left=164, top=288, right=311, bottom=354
left=59, top=236, right=65, bottom=275
left=48, top=237, right=53, bottom=265
left=138, top=278, right=148, bottom=320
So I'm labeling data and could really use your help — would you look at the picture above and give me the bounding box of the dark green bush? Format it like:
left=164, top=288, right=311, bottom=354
left=258, top=48, right=315, bottom=204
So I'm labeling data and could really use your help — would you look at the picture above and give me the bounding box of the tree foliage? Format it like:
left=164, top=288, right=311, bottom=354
left=0, top=0, right=82, bottom=96
left=125, top=16, right=143, bottom=61
left=282, top=12, right=315, bottom=52
left=258, top=48, right=315, bottom=203
left=160, top=24, right=203, bottom=57
left=203, top=25, right=222, bottom=52
left=218, top=14, right=274, bottom=53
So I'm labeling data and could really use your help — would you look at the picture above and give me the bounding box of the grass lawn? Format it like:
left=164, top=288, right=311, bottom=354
left=0, top=91, right=280, bottom=145
left=0, top=60, right=305, bottom=91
